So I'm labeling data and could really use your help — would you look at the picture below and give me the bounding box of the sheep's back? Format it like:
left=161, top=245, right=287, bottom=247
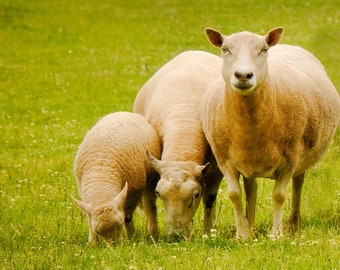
left=134, top=51, right=221, bottom=115
left=268, top=44, right=339, bottom=108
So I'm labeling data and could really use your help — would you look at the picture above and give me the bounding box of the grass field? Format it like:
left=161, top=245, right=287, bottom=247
left=0, top=0, right=339, bottom=269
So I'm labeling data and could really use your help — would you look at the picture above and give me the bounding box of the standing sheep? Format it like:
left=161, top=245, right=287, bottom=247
left=201, top=27, right=340, bottom=239
left=134, top=50, right=224, bottom=237
left=73, top=112, right=161, bottom=244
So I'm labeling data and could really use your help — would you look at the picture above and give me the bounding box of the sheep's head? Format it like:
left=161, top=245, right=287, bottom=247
left=147, top=151, right=209, bottom=238
left=72, top=183, right=128, bottom=244
left=205, top=27, right=283, bottom=95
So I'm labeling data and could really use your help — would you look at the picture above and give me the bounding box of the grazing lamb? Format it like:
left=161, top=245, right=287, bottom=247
left=201, top=27, right=340, bottom=239
left=133, top=50, right=224, bottom=237
left=72, top=112, right=161, bottom=244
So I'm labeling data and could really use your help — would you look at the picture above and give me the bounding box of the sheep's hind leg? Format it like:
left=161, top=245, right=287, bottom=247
left=287, top=172, right=305, bottom=233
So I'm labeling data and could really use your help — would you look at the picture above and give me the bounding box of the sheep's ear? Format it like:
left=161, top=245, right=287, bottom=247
left=194, top=162, right=210, bottom=178
left=265, top=27, right=284, bottom=47
left=205, top=28, right=224, bottom=48
left=72, top=196, right=91, bottom=214
left=114, top=182, right=128, bottom=211
left=146, top=150, right=163, bottom=173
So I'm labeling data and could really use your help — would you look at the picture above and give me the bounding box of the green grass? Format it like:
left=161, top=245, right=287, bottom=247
left=0, top=0, right=339, bottom=269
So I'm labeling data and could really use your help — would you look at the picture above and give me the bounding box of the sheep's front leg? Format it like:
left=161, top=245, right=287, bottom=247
left=88, top=216, right=98, bottom=245
left=225, top=170, right=251, bottom=240
left=243, top=177, right=257, bottom=229
left=287, top=172, right=305, bottom=232
left=202, top=172, right=223, bottom=234
left=271, top=175, right=291, bottom=238
left=141, top=188, right=159, bottom=241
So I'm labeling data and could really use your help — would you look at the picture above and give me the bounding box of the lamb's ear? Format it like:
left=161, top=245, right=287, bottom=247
left=205, top=28, right=224, bottom=48
left=146, top=150, right=163, bottom=173
left=114, top=182, right=128, bottom=211
left=194, top=162, right=210, bottom=178
left=266, top=27, right=284, bottom=47
left=72, top=196, right=91, bottom=214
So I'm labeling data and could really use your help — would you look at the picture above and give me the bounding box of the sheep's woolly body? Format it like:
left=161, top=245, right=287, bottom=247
left=134, top=50, right=222, bottom=163
left=75, top=112, right=160, bottom=205
left=204, top=44, right=340, bottom=179
left=74, top=112, right=161, bottom=243
left=202, top=28, right=340, bottom=239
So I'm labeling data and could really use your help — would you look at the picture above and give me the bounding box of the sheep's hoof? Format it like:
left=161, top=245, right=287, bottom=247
left=268, top=230, right=284, bottom=240
left=236, top=229, right=251, bottom=241
left=286, top=217, right=300, bottom=234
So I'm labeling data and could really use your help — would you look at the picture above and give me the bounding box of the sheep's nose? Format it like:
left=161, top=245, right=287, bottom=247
left=234, top=70, right=253, bottom=81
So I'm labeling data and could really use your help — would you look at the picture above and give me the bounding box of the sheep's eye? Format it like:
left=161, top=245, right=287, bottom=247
left=188, top=192, right=200, bottom=208
left=221, top=46, right=231, bottom=55
left=155, top=191, right=161, bottom=198
left=193, top=191, right=200, bottom=200
left=259, top=46, right=269, bottom=55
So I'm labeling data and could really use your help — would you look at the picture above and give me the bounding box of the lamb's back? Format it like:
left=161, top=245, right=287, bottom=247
left=74, top=112, right=161, bottom=202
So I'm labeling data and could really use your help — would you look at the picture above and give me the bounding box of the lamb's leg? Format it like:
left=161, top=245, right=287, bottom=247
left=287, top=172, right=305, bottom=232
left=124, top=189, right=144, bottom=238
left=202, top=170, right=223, bottom=234
left=243, top=177, right=257, bottom=229
left=124, top=214, right=135, bottom=238
left=141, top=188, right=159, bottom=241
left=271, top=175, right=291, bottom=238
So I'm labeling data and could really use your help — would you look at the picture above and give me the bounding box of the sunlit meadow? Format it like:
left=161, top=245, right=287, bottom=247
left=0, top=0, right=339, bottom=269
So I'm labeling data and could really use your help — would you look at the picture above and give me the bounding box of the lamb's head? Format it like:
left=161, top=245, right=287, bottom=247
left=205, top=27, right=283, bottom=95
left=72, top=183, right=128, bottom=244
left=147, top=151, right=209, bottom=237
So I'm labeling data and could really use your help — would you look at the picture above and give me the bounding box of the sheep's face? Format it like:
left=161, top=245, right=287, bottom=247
left=205, top=27, right=283, bottom=95
left=73, top=183, right=128, bottom=244
left=89, top=204, right=125, bottom=243
left=147, top=152, right=209, bottom=237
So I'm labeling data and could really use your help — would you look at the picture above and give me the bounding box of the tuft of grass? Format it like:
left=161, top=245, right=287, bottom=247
left=0, top=0, right=339, bottom=269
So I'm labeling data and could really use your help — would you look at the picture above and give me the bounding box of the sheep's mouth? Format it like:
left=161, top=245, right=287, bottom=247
left=236, top=84, right=252, bottom=90
left=232, top=82, right=255, bottom=93
left=230, top=75, right=256, bottom=91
